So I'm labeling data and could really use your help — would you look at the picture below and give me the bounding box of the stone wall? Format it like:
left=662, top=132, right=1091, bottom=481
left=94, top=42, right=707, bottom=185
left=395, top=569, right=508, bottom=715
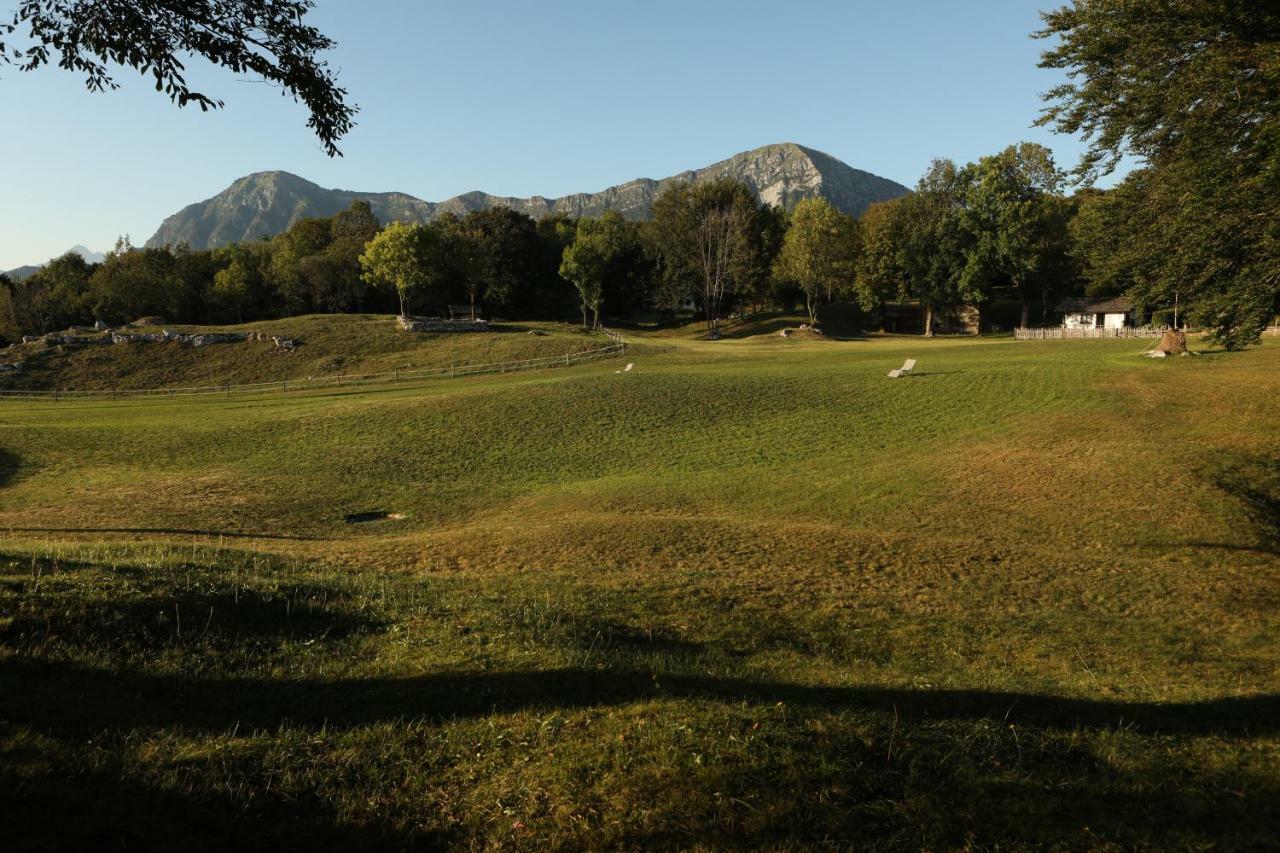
left=397, top=316, right=490, bottom=333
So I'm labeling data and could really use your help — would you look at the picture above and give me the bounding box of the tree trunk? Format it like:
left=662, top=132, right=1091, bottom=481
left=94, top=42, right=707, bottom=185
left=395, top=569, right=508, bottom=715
left=398, top=290, right=406, bottom=318
left=592, top=305, right=600, bottom=330
left=924, top=304, right=934, bottom=338
left=1019, top=290, right=1030, bottom=329
left=806, top=291, right=817, bottom=326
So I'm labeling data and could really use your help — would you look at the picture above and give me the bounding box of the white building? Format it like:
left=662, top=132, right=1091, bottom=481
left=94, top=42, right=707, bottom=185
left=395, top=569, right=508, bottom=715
left=1057, top=297, right=1134, bottom=330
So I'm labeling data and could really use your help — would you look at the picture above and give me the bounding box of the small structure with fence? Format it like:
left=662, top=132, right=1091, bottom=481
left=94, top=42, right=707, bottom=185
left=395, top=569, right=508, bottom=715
left=1015, top=325, right=1168, bottom=341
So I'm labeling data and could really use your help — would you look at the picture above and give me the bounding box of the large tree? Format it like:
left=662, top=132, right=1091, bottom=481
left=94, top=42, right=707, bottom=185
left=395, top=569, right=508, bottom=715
left=773, top=198, right=859, bottom=326
left=0, top=0, right=356, bottom=155
left=461, top=207, right=541, bottom=315
left=1036, top=0, right=1280, bottom=348
left=856, top=161, right=972, bottom=337
left=3, top=249, right=95, bottom=333
left=962, top=143, right=1067, bottom=328
left=89, top=238, right=186, bottom=324
left=359, top=222, right=431, bottom=317
left=651, top=179, right=760, bottom=338
left=559, top=211, right=634, bottom=328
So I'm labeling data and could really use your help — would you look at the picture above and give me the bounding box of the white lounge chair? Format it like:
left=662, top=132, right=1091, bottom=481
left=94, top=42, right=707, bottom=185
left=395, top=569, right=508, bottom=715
left=887, top=358, right=916, bottom=379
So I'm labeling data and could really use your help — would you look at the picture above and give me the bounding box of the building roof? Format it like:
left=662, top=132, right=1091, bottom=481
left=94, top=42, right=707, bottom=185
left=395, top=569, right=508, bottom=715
left=1056, top=297, right=1133, bottom=314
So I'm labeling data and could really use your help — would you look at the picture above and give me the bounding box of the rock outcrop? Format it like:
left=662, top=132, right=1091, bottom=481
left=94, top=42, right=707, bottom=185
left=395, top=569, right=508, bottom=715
left=397, top=315, right=489, bottom=333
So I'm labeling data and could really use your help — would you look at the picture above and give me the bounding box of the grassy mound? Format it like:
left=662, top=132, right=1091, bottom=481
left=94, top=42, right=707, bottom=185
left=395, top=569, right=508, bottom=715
left=0, top=332, right=1277, bottom=848
left=0, top=314, right=604, bottom=391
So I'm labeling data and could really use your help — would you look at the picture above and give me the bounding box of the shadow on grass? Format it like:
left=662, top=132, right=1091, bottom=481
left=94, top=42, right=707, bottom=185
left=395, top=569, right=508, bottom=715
left=0, top=525, right=319, bottom=541
left=3, top=659, right=1275, bottom=739
left=0, top=447, right=21, bottom=488
left=1, top=585, right=386, bottom=656
left=4, top=660, right=1277, bottom=848
left=1207, top=451, right=1280, bottom=554
left=0, top=759, right=409, bottom=853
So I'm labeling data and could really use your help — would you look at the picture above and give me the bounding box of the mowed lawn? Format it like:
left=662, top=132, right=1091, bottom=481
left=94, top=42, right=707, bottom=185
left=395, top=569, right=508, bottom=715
left=0, top=328, right=1277, bottom=849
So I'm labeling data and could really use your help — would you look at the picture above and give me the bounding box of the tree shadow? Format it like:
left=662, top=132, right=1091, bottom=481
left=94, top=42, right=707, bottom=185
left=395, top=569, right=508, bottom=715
left=0, top=758, right=416, bottom=852
left=0, top=584, right=387, bottom=658
left=1, top=526, right=319, bottom=541
left=2, top=659, right=1275, bottom=740
left=0, top=447, right=21, bottom=488
left=1207, top=451, right=1280, bottom=554
left=4, top=661, right=1277, bottom=848
left=716, top=317, right=802, bottom=339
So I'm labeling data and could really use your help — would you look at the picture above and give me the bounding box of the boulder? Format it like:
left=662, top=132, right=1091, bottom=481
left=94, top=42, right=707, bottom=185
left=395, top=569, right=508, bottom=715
left=189, top=332, right=247, bottom=348
left=1153, top=329, right=1188, bottom=355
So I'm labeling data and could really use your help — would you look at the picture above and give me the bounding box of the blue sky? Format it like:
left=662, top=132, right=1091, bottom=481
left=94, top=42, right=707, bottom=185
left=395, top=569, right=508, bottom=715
left=0, top=0, right=1110, bottom=270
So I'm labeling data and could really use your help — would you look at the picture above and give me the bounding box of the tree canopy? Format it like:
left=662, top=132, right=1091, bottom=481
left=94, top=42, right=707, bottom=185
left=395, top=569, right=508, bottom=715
left=773, top=198, right=859, bottom=325
left=359, top=222, right=430, bottom=317
left=1036, top=0, right=1280, bottom=348
left=559, top=211, right=633, bottom=329
left=0, top=0, right=356, bottom=155
left=651, top=179, right=763, bottom=337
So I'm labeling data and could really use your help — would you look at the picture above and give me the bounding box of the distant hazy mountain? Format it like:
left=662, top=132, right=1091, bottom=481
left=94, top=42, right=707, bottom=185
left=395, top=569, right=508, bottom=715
left=2, top=265, right=40, bottom=282
left=3, top=245, right=105, bottom=281
left=145, top=143, right=910, bottom=250
left=68, top=244, right=106, bottom=264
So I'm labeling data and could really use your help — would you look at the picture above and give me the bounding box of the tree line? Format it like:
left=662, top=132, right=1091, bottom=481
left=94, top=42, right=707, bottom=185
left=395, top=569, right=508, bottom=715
left=353, top=142, right=1092, bottom=340
left=0, top=146, right=1140, bottom=343
left=3, top=142, right=1275, bottom=349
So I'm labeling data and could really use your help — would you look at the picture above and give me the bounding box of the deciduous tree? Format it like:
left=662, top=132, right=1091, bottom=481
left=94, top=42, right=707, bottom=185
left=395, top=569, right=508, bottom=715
left=773, top=198, right=859, bottom=326
left=0, top=0, right=356, bottom=155
left=651, top=179, right=760, bottom=337
left=359, top=222, right=430, bottom=317
left=559, top=211, right=631, bottom=328
left=1036, top=0, right=1280, bottom=348
left=962, top=143, right=1065, bottom=328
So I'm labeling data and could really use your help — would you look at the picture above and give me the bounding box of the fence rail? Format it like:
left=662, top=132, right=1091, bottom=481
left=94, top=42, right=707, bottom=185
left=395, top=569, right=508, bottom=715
left=1014, top=326, right=1168, bottom=341
left=0, top=332, right=625, bottom=402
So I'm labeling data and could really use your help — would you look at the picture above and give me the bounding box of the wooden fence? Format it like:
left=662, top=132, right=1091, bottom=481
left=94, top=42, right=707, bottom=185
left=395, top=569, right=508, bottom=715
left=1014, top=326, right=1168, bottom=341
left=0, top=332, right=625, bottom=403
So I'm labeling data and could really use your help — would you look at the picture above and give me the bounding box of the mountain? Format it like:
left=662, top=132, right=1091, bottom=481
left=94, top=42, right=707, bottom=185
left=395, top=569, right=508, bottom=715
left=67, top=245, right=106, bottom=264
left=145, top=143, right=910, bottom=250
left=2, top=265, right=40, bottom=282
left=3, top=245, right=106, bottom=281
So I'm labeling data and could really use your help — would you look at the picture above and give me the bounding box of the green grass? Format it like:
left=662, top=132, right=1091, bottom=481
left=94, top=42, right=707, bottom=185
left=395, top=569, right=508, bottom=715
left=1, top=324, right=1277, bottom=849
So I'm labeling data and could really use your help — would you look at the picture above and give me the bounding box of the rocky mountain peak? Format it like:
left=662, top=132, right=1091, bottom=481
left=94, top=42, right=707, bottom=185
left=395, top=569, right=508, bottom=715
left=145, top=144, right=909, bottom=250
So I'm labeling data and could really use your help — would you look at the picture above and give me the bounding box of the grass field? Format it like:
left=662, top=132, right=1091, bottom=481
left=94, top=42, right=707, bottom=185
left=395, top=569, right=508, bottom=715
left=1, top=319, right=1277, bottom=849
left=0, top=314, right=601, bottom=392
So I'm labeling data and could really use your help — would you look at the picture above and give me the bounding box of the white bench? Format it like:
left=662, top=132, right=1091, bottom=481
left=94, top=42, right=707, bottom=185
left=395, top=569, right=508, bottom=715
left=888, top=358, right=916, bottom=379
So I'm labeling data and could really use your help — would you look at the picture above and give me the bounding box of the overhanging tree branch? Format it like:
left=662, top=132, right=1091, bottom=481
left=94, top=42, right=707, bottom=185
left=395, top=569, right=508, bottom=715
left=0, top=0, right=357, bottom=156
